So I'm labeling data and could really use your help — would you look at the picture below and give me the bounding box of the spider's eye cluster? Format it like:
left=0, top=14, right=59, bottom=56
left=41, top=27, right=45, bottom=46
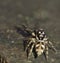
left=37, top=29, right=46, bottom=40
left=38, top=29, right=44, bottom=34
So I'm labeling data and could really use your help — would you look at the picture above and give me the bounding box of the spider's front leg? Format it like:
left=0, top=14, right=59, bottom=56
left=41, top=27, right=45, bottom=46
left=26, top=38, right=35, bottom=58
left=25, top=40, right=33, bottom=51
left=48, top=41, right=57, bottom=53
left=28, top=44, right=34, bottom=58
left=22, top=24, right=32, bottom=34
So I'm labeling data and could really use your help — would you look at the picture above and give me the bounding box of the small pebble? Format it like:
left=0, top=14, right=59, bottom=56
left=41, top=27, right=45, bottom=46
left=11, top=41, right=15, bottom=43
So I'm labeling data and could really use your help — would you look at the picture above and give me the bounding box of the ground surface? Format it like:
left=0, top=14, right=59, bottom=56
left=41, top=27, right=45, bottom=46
left=0, top=0, right=60, bottom=63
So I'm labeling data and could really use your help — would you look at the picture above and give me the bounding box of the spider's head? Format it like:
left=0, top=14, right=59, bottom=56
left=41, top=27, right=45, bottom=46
left=37, top=28, right=44, bottom=34
left=37, top=29, right=46, bottom=40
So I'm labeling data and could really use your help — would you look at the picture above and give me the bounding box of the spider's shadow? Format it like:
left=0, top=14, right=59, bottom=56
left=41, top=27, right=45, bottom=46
left=15, top=25, right=38, bottom=58
left=15, top=26, right=31, bottom=37
left=15, top=25, right=32, bottom=50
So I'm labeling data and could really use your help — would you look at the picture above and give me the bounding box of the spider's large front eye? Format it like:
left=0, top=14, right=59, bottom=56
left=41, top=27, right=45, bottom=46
left=38, top=31, right=41, bottom=34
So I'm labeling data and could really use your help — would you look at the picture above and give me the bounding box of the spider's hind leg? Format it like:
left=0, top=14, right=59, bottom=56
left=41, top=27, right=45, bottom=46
left=26, top=43, right=34, bottom=59
left=48, top=41, right=57, bottom=53
left=43, top=46, right=48, bottom=61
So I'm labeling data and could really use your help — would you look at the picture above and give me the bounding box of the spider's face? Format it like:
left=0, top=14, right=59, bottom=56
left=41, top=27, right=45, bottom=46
left=37, top=29, right=46, bottom=40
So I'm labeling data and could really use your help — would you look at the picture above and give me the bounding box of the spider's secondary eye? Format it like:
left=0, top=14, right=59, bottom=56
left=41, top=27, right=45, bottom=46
left=42, top=32, right=45, bottom=35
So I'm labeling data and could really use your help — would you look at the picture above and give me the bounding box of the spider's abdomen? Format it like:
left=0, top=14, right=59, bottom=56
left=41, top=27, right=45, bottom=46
left=35, top=41, right=45, bottom=56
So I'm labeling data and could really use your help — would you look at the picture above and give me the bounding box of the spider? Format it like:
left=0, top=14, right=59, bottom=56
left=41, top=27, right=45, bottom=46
left=15, top=25, right=57, bottom=61
left=24, top=28, right=57, bottom=61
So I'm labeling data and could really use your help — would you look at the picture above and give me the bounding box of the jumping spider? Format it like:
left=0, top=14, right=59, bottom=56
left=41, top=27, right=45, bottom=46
left=15, top=25, right=57, bottom=61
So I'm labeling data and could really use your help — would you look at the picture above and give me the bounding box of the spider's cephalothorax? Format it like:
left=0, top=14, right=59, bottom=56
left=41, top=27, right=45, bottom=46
left=0, top=55, right=8, bottom=63
left=36, top=29, right=46, bottom=40
left=24, top=29, right=57, bottom=61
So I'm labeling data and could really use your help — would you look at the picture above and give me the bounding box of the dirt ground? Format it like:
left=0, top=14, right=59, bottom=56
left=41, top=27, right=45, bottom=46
left=0, top=0, right=60, bottom=63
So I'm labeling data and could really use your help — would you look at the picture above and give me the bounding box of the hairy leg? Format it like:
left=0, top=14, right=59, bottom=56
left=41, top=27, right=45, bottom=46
left=43, top=46, right=48, bottom=61
left=27, top=44, right=34, bottom=59
left=48, top=41, right=57, bottom=52
left=25, top=40, right=33, bottom=51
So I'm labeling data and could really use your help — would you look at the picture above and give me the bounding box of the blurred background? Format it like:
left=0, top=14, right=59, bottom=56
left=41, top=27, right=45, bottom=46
left=0, top=0, right=60, bottom=63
